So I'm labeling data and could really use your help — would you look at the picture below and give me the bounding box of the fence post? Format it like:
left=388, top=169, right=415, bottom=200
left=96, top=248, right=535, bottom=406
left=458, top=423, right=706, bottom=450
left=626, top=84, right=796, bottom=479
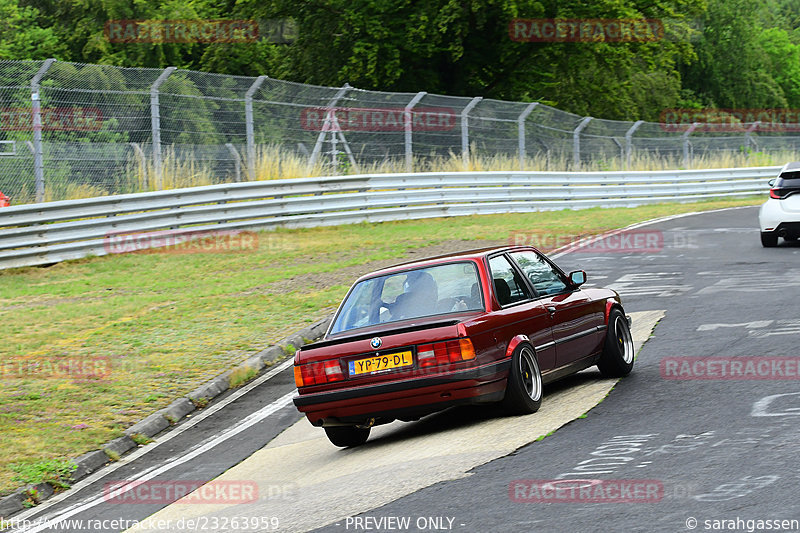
left=245, top=75, right=268, bottom=181
left=150, top=67, right=176, bottom=191
left=624, top=120, right=644, bottom=170
left=682, top=122, right=700, bottom=168
left=573, top=116, right=592, bottom=170
left=31, top=58, right=56, bottom=203
left=404, top=91, right=426, bottom=172
left=461, top=97, right=482, bottom=170
left=517, top=102, right=539, bottom=170
left=308, top=84, right=351, bottom=173
left=745, top=121, right=761, bottom=151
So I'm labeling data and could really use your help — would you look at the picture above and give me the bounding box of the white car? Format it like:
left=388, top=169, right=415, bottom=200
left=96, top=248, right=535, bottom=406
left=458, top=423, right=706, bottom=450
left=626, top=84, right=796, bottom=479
left=759, top=161, right=800, bottom=247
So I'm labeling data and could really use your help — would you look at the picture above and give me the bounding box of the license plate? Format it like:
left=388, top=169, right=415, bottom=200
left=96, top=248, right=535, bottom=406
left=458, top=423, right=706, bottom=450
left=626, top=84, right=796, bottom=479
left=349, top=351, right=413, bottom=376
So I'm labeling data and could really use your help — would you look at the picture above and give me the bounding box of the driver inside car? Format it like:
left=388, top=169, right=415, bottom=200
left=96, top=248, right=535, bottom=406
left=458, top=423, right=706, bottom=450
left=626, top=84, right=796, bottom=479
left=388, top=270, right=438, bottom=320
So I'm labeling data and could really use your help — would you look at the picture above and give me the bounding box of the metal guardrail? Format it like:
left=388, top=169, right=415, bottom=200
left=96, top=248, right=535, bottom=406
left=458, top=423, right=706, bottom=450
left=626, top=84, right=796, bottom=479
left=0, top=167, right=778, bottom=270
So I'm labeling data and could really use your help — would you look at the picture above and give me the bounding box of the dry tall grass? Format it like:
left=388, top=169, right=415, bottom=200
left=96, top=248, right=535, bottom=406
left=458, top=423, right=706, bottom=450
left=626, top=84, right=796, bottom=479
left=41, top=145, right=799, bottom=202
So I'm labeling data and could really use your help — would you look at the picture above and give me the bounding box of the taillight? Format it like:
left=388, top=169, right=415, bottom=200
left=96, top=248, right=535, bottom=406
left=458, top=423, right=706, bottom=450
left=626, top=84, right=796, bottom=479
left=459, top=338, right=476, bottom=360
left=417, top=338, right=476, bottom=368
left=294, top=360, right=344, bottom=387
left=770, top=188, right=782, bottom=199
left=323, top=360, right=344, bottom=382
left=417, top=344, right=436, bottom=367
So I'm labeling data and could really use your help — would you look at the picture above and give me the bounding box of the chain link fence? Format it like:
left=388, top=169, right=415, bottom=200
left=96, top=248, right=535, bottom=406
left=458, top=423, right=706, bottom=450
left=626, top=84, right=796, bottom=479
left=1, top=58, right=799, bottom=205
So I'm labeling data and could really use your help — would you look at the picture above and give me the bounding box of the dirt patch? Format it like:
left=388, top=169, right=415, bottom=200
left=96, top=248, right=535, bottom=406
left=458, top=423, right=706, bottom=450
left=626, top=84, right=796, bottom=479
left=236, top=239, right=504, bottom=296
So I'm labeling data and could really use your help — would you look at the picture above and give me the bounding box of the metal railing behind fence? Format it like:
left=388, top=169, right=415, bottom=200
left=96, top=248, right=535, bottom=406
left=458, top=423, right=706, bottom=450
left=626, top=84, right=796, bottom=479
left=0, top=59, right=798, bottom=206
left=0, top=167, right=777, bottom=270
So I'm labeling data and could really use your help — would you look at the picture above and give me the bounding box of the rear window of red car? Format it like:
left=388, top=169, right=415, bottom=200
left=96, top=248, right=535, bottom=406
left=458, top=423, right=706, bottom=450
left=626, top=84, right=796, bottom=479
left=330, top=261, right=484, bottom=334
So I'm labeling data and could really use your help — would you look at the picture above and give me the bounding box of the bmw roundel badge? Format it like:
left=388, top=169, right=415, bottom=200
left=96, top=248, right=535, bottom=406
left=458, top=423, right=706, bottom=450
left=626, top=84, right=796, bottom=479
left=370, top=337, right=382, bottom=349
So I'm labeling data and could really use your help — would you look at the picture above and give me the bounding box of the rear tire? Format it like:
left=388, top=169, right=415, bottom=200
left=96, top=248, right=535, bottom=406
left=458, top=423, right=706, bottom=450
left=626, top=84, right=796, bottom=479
left=324, top=426, right=370, bottom=447
left=761, top=232, right=778, bottom=247
left=502, top=344, right=543, bottom=415
left=597, top=308, right=635, bottom=378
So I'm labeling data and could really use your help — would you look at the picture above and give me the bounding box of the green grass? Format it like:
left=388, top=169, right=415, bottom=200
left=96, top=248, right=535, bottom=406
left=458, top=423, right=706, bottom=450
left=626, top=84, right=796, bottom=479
left=9, top=458, right=76, bottom=490
left=229, top=365, right=259, bottom=389
left=0, top=196, right=761, bottom=495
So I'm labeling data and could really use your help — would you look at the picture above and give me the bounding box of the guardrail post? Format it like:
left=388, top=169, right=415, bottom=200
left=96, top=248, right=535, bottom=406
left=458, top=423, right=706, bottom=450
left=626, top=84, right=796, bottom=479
left=573, top=116, right=592, bottom=170
left=245, top=75, right=268, bottom=181
left=517, top=102, right=539, bottom=170
left=404, top=91, right=426, bottom=172
left=225, top=143, right=242, bottom=182
left=461, top=97, right=482, bottom=170
left=745, top=121, right=761, bottom=151
left=682, top=122, right=700, bottom=168
left=308, top=84, right=351, bottom=173
left=31, top=58, right=56, bottom=203
left=624, top=120, right=644, bottom=170
left=150, top=67, right=176, bottom=190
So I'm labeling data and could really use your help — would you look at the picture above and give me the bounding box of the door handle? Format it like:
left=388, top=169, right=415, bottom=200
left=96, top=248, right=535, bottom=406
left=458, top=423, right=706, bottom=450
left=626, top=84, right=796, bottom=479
left=547, top=306, right=557, bottom=315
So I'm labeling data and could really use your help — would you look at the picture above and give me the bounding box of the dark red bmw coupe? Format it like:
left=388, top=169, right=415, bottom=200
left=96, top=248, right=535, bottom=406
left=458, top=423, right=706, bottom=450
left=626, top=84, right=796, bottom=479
left=293, top=245, right=634, bottom=447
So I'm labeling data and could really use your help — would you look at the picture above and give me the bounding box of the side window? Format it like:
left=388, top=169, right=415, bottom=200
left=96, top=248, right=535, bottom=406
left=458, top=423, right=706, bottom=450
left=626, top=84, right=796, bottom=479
left=488, top=255, right=531, bottom=306
left=510, top=251, right=568, bottom=296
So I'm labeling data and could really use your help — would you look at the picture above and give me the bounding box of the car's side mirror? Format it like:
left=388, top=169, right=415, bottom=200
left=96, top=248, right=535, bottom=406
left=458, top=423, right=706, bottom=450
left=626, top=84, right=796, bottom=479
left=568, top=270, right=586, bottom=287
left=769, top=179, right=775, bottom=187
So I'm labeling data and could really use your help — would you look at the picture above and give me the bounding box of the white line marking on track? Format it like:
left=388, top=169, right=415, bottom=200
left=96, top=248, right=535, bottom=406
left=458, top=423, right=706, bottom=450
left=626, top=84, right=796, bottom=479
left=752, top=393, right=800, bottom=417
left=550, top=206, right=756, bottom=259
left=13, top=359, right=295, bottom=533
left=697, top=321, right=773, bottom=331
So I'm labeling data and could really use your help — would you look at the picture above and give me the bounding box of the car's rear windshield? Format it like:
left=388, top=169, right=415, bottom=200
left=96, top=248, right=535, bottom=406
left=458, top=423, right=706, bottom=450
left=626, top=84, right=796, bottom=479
left=329, top=261, right=484, bottom=335
left=776, top=171, right=800, bottom=187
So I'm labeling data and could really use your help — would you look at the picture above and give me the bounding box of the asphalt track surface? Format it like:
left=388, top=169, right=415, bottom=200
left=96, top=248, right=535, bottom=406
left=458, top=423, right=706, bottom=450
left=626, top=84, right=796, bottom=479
left=10, top=205, right=800, bottom=533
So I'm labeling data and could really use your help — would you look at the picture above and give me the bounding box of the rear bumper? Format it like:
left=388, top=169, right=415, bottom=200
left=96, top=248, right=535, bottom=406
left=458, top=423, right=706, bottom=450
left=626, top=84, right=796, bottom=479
left=294, top=359, right=510, bottom=426
left=762, top=221, right=800, bottom=238
left=760, top=200, right=800, bottom=232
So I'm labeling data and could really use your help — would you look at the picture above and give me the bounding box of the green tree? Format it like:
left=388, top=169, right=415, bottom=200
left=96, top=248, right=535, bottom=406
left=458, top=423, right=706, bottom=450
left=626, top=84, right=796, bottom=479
left=215, top=0, right=704, bottom=119
left=0, top=0, right=62, bottom=59
left=680, top=0, right=787, bottom=110
left=22, top=0, right=227, bottom=69
left=758, top=27, right=800, bottom=108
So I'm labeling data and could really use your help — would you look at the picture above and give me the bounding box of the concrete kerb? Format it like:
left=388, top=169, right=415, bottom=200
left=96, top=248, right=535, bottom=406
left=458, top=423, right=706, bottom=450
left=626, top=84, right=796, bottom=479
left=0, top=315, right=333, bottom=519
left=102, top=436, right=137, bottom=459
left=0, top=483, right=55, bottom=518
